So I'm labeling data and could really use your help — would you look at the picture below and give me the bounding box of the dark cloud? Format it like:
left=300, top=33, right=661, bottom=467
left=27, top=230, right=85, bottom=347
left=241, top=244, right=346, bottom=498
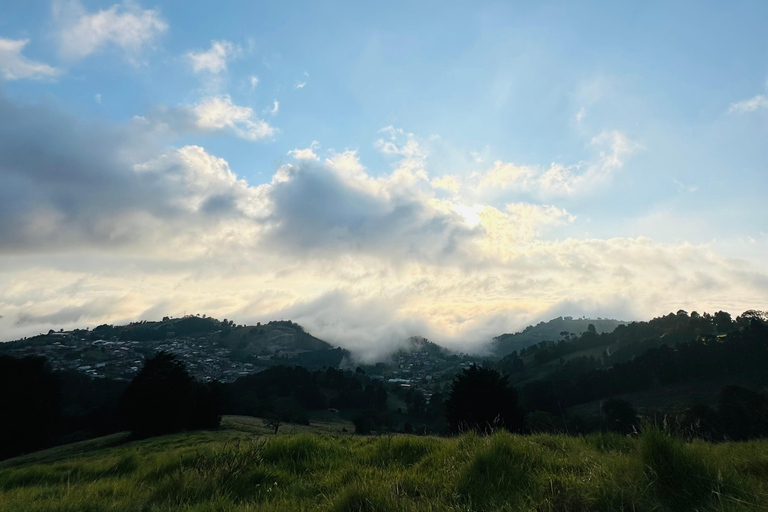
left=0, top=94, right=251, bottom=252
left=262, top=164, right=479, bottom=263
left=0, top=93, right=476, bottom=266
left=14, top=299, right=125, bottom=327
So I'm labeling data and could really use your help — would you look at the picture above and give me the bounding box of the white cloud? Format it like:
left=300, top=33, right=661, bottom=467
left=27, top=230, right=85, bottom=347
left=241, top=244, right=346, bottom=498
left=576, top=106, right=587, bottom=123
left=0, top=38, right=60, bottom=80
left=187, top=40, right=241, bottom=74
left=729, top=92, right=768, bottom=113
left=270, top=100, right=279, bottom=115
left=376, top=126, right=426, bottom=159
left=431, top=175, right=460, bottom=193
left=375, top=126, right=430, bottom=181
left=289, top=142, right=320, bottom=161
left=469, top=151, right=484, bottom=163
left=94, top=93, right=102, bottom=104
left=192, top=95, right=275, bottom=141
left=475, top=130, right=640, bottom=197
left=54, top=0, right=167, bottom=64
left=250, top=75, right=259, bottom=88
left=294, top=71, right=309, bottom=89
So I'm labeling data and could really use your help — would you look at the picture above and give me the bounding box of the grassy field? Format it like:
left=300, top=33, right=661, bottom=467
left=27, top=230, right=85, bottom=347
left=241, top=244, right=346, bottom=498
left=1, top=417, right=767, bottom=511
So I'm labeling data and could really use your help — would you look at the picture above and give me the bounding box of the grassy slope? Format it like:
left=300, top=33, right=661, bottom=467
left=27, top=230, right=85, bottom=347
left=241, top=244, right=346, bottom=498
left=1, top=417, right=768, bottom=511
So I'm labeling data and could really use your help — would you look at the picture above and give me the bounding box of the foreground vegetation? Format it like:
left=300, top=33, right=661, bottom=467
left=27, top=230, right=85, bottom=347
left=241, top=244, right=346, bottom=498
left=1, top=419, right=767, bottom=511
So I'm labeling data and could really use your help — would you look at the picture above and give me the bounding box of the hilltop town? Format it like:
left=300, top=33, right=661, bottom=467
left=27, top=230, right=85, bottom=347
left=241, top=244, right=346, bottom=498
left=0, top=316, right=484, bottom=388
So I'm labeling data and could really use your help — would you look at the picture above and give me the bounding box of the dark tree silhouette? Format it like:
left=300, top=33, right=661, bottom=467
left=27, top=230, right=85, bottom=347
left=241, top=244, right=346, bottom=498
left=119, top=352, right=220, bottom=438
left=601, top=398, right=638, bottom=434
left=263, top=416, right=283, bottom=434
left=187, top=380, right=223, bottom=430
left=0, top=356, right=61, bottom=459
left=445, top=365, right=524, bottom=434
left=718, top=385, right=768, bottom=440
left=713, top=311, right=734, bottom=334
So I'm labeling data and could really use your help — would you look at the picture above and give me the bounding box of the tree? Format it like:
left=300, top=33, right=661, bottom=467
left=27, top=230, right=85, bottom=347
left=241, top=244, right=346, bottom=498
left=353, top=411, right=378, bottom=435
left=445, top=365, right=524, bottom=434
left=601, top=398, right=638, bottom=434
left=119, top=352, right=220, bottom=438
left=406, top=389, right=426, bottom=418
left=0, top=356, right=61, bottom=459
left=187, top=380, right=223, bottom=430
left=717, top=385, right=768, bottom=440
left=263, top=416, right=283, bottom=435
left=713, top=311, right=733, bottom=334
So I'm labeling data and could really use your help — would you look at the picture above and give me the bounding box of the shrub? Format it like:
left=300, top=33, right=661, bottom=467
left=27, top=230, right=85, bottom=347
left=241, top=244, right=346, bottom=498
left=445, top=365, right=524, bottom=434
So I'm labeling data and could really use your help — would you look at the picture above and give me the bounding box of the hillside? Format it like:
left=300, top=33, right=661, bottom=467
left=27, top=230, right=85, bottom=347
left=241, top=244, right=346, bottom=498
left=0, top=316, right=344, bottom=381
left=397, top=336, right=452, bottom=356
left=1, top=421, right=767, bottom=511
left=220, top=320, right=334, bottom=354
left=493, top=316, right=625, bottom=356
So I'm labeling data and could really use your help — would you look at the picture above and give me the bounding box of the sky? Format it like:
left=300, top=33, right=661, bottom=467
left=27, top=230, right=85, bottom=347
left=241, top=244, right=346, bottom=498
left=0, top=1, right=767, bottom=357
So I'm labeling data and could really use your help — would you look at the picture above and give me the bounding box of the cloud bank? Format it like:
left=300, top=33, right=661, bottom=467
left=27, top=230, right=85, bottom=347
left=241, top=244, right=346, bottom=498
left=0, top=93, right=766, bottom=359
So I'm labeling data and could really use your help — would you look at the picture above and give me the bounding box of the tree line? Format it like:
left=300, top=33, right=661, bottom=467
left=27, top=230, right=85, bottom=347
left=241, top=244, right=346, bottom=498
left=0, top=351, right=388, bottom=460
left=1, top=309, right=767, bottom=460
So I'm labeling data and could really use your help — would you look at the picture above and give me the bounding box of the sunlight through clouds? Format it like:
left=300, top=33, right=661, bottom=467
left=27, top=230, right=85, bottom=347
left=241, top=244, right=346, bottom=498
left=0, top=91, right=764, bottom=355
left=1, top=0, right=766, bottom=359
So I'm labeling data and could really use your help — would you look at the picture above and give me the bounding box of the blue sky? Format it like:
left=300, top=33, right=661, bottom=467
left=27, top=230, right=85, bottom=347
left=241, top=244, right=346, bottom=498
left=0, top=1, right=766, bottom=355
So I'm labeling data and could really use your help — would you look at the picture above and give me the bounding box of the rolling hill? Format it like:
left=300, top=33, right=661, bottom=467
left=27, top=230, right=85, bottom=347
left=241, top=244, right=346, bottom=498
left=492, top=316, right=626, bottom=356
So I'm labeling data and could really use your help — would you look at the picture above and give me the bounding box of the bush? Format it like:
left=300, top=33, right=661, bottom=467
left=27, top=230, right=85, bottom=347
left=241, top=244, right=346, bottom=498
left=446, top=365, right=524, bottom=434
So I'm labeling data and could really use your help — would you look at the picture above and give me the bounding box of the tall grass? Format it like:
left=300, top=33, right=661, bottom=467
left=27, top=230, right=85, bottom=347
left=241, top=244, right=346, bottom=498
left=1, top=425, right=767, bottom=511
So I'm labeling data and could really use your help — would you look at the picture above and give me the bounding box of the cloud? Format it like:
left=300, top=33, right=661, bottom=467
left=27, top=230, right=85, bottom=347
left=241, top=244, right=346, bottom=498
left=475, top=130, right=641, bottom=197
left=54, top=0, right=167, bottom=64
left=250, top=75, right=259, bottom=88
left=269, top=100, right=279, bottom=115
left=0, top=93, right=266, bottom=252
left=431, top=175, right=460, bottom=193
left=145, top=96, right=276, bottom=141
left=192, top=96, right=275, bottom=141
left=187, top=40, right=241, bottom=74
left=729, top=84, right=768, bottom=113
left=15, top=298, right=129, bottom=326
left=260, top=162, right=477, bottom=262
left=375, top=126, right=430, bottom=181
left=576, top=107, right=587, bottom=123
left=0, top=95, right=765, bottom=359
left=294, top=72, right=309, bottom=89
left=0, top=38, right=60, bottom=81
left=289, top=142, right=320, bottom=161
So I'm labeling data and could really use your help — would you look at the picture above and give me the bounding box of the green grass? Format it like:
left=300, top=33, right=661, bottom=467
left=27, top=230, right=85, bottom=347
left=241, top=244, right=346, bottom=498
left=1, top=420, right=767, bottom=511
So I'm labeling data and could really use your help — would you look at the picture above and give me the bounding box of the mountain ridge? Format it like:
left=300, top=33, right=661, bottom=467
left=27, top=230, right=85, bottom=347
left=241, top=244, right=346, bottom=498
left=492, top=316, right=626, bottom=357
